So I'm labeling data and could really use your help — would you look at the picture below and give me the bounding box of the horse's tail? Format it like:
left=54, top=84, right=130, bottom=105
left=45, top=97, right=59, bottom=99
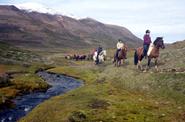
left=134, top=49, right=138, bottom=65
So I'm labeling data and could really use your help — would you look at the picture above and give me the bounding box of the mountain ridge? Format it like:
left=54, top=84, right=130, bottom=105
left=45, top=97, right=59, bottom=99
left=0, top=5, right=142, bottom=49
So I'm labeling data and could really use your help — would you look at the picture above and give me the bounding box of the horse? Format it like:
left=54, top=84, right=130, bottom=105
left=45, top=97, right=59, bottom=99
left=73, top=54, right=87, bottom=61
left=134, top=37, right=165, bottom=70
left=113, top=45, right=127, bottom=67
left=73, top=54, right=79, bottom=61
left=79, top=55, right=87, bottom=60
left=65, top=55, right=72, bottom=60
left=93, top=50, right=106, bottom=64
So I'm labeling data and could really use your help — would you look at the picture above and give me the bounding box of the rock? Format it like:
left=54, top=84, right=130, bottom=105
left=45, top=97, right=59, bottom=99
left=171, top=69, right=176, bottom=72
left=161, top=113, right=165, bottom=117
left=0, top=73, right=10, bottom=87
left=155, top=101, right=159, bottom=105
left=138, top=98, right=142, bottom=101
left=178, top=106, right=182, bottom=109
left=88, top=99, right=110, bottom=109
left=24, top=107, right=31, bottom=112
left=68, top=111, right=87, bottom=122
left=8, top=116, right=12, bottom=121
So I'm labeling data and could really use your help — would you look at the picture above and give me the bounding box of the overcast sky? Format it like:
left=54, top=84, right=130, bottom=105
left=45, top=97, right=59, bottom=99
left=1, top=0, right=185, bottom=43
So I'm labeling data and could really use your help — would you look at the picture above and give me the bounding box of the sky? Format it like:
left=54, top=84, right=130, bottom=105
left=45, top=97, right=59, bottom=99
left=1, top=0, right=185, bottom=43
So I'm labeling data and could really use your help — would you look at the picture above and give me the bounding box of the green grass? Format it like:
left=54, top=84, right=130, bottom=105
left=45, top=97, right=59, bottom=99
left=0, top=63, right=51, bottom=107
left=19, top=59, right=185, bottom=122
left=151, top=73, right=185, bottom=104
left=10, top=73, right=50, bottom=93
left=1, top=41, right=185, bottom=121
left=159, top=41, right=185, bottom=69
left=0, top=41, right=43, bottom=65
left=0, top=42, right=53, bottom=107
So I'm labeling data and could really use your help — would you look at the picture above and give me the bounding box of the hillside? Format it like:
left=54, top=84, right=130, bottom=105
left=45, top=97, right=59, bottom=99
left=19, top=40, right=185, bottom=122
left=0, top=5, right=142, bottom=50
left=0, top=36, right=185, bottom=121
left=0, top=41, right=44, bottom=65
left=0, top=41, right=50, bottom=110
left=159, top=40, right=185, bottom=69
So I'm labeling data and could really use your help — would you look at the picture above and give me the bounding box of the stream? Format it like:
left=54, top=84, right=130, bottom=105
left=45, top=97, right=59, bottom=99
left=0, top=71, right=83, bottom=122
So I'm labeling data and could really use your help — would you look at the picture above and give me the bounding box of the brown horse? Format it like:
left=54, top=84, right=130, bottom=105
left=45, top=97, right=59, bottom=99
left=113, top=45, right=127, bottom=67
left=134, top=37, right=165, bottom=70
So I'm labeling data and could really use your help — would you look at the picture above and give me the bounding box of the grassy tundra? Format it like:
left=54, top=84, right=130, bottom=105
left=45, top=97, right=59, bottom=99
left=19, top=41, right=185, bottom=122
left=0, top=42, right=50, bottom=108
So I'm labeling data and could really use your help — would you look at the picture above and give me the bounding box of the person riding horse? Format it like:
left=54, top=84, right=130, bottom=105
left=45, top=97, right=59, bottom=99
left=116, top=39, right=124, bottom=59
left=113, top=39, right=127, bottom=67
left=134, top=37, right=165, bottom=70
left=96, top=45, right=103, bottom=64
left=143, top=30, right=152, bottom=58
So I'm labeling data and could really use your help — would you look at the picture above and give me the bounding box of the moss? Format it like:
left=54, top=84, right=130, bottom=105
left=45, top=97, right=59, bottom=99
left=0, top=86, right=20, bottom=107
left=0, top=64, right=50, bottom=108
left=11, top=73, right=50, bottom=92
left=68, top=110, right=87, bottom=122
left=2, top=43, right=185, bottom=121
left=0, top=86, right=19, bottom=98
left=151, top=73, right=185, bottom=104
left=48, top=66, right=98, bottom=84
left=88, top=98, right=110, bottom=109
left=19, top=62, right=185, bottom=122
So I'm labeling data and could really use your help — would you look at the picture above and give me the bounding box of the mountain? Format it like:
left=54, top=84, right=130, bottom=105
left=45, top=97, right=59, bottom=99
left=0, top=5, right=142, bottom=50
left=170, top=40, right=185, bottom=49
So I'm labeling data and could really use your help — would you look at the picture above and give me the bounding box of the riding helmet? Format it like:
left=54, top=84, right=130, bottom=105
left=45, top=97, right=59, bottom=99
left=118, top=39, right=122, bottom=42
left=146, top=30, right=150, bottom=33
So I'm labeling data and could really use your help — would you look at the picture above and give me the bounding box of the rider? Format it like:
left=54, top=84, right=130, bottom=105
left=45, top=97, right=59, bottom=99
left=96, top=45, right=103, bottom=64
left=116, top=39, right=124, bottom=59
left=143, top=30, right=151, bottom=58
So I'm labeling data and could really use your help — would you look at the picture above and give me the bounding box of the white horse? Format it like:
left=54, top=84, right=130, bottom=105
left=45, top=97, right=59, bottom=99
left=93, top=50, right=106, bottom=64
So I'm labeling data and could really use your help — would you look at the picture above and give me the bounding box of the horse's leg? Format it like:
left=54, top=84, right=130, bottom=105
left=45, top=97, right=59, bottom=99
left=116, top=60, right=119, bottom=67
left=116, top=59, right=119, bottom=67
left=118, top=60, right=121, bottom=67
left=118, top=59, right=120, bottom=67
left=147, top=58, right=151, bottom=69
left=140, top=61, right=143, bottom=70
left=155, top=58, right=158, bottom=71
left=98, top=56, right=101, bottom=63
left=101, top=56, right=104, bottom=63
left=137, top=60, right=140, bottom=69
left=138, top=60, right=142, bottom=70
left=122, top=59, right=125, bottom=65
left=114, top=59, right=116, bottom=66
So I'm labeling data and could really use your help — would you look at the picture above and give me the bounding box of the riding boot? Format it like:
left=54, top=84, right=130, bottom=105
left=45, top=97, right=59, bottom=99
left=96, top=54, right=99, bottom=64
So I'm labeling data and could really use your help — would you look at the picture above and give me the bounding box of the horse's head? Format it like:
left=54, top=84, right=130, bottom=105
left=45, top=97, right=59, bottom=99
left=122, top=45, right=128, bottom=52
left=102, top=50, right=106, bottom=56
left=154, top=37, right=165, bottom=49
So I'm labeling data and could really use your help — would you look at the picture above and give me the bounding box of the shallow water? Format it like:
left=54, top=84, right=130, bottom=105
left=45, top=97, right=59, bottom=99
left=0, top=71, right=83, bottom=122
